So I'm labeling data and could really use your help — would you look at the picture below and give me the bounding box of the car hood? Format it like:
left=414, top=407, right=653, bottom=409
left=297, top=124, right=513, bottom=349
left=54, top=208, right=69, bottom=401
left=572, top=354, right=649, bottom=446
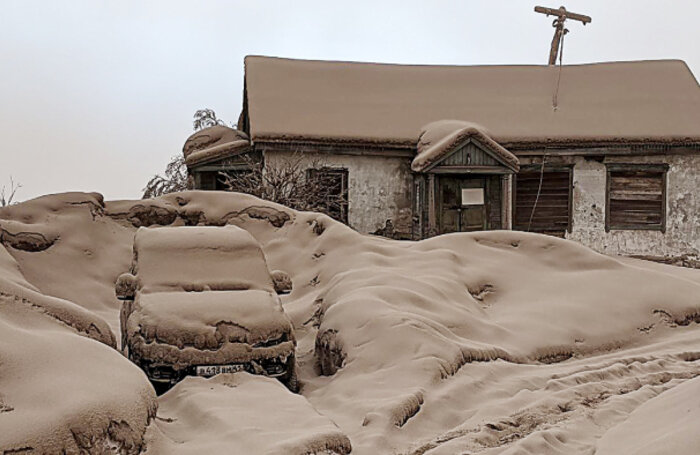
left=130, top=290, right=294, bottom=348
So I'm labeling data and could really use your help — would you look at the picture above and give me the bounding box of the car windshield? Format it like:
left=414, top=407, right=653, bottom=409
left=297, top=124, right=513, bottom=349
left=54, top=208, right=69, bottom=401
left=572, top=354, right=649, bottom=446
left=134, top=226, right=275, bottom=293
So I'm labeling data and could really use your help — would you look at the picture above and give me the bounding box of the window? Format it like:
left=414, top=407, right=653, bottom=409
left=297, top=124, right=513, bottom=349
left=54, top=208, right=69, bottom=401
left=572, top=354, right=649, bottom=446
left=197, top=171, right=227, bottom=190
left=198, top=169, right=252, bottom=191
left=606, top=164, right=667, bottom=232
left=306, top=167, right=349, bottom=224
left=513, top=167, right=572, bottom=236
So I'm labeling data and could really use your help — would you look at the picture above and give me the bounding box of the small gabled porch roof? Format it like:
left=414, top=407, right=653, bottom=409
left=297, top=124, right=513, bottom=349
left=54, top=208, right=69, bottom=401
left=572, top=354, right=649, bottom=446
left=411, top=120, right=520, bottom=173
left=183, top=125, right=252, bottom=168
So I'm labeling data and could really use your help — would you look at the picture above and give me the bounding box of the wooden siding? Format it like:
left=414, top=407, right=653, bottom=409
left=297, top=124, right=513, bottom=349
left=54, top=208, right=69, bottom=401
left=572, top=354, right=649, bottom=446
left=487, top=175, right=502, bottom=229
left=440, top=142, right=499, bottom=167
left=513, top=168, right=571, bottom=235
left=413, top=175, right=428, bottom=239
left=606, top=165, right=667, bottom=231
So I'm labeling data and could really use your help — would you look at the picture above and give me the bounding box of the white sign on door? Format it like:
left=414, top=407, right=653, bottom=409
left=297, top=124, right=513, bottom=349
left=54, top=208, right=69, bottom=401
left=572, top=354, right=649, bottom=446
left=461, top=188, right=484, bottom=206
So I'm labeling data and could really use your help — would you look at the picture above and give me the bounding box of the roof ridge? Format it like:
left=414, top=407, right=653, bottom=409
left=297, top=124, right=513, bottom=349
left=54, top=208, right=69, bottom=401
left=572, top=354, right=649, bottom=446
left=244, top=54, right=691, bottom=70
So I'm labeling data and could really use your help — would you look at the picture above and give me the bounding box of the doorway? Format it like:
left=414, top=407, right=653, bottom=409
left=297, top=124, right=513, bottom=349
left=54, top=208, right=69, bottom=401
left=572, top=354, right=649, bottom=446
left=438, top=176, right=489, bottom=233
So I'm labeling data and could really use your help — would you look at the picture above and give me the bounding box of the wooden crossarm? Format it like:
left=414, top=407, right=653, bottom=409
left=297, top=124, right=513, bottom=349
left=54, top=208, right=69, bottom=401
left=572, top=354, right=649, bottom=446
left=534, top=6, right=592, bottom=24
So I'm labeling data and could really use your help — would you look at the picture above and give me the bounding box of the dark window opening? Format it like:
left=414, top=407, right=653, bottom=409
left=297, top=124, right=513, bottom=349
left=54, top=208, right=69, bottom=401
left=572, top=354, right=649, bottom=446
left=306, top=168, right=349, bottom=224
left=606, top=165, right=666, bottom=232
left=513, top=167, right=572, bottom=236
left=198, top=170, right=234, bottom=191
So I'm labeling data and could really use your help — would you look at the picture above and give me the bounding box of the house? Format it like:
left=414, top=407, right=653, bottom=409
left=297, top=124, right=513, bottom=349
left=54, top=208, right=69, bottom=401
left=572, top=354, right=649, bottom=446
left=183, top=56, right=700, bottom=262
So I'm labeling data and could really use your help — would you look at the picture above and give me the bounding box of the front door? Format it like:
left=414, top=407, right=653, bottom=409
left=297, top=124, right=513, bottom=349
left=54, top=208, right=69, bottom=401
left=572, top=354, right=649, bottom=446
left=439, top=177, right=487, bottom=233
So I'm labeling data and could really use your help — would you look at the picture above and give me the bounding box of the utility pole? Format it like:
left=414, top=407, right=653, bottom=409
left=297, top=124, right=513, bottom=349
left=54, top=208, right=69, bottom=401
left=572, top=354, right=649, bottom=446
left=535, top=6, right=591, bottom=65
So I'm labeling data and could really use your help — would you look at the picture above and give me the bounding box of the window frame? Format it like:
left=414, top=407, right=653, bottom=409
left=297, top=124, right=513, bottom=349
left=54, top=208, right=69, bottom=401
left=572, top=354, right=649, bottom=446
left=605, top=163, right=668, bottom=233
left=306, top=166, right=349, bottom=224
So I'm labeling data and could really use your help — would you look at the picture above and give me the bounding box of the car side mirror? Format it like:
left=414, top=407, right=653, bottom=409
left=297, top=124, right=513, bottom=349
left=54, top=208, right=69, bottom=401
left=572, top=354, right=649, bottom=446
left=271, top=270, right=293, bottom=295
left=115, top=272, right=137, bottom=300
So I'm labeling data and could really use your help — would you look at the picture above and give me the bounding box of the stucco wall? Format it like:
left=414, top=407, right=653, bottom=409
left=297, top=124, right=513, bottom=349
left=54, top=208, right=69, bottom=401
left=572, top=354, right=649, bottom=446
left=264, top=150, right=414, bottom=237
left=263, top=148, right=699, bottom=259
left=566, top=154, right=700, bottom=260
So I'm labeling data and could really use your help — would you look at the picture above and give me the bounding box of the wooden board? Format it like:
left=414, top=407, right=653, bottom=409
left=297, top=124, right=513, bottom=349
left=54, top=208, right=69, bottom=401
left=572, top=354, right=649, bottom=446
left=441, top=142, right=499, bottom=167
left=513, top=169, right=571, bottom=234
left=606, top=168, right=665, bottom=231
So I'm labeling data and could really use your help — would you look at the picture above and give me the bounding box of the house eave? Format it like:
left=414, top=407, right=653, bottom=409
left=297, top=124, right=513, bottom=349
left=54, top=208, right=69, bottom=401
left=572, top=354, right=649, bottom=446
left=253, top=137, right=415, bottom=158
left=254, top=136, right=700, bottom=156
left=505, top=138, right=700, bottom=153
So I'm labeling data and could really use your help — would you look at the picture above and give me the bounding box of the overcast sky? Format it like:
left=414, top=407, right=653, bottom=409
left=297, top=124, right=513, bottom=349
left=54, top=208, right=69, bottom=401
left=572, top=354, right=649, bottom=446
left=2, top=0, right=699, bottom=202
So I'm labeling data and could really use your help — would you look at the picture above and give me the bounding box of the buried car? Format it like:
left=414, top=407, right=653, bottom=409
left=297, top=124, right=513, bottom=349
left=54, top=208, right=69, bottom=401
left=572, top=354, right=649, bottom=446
left=116, top=225, right=297, bottom=392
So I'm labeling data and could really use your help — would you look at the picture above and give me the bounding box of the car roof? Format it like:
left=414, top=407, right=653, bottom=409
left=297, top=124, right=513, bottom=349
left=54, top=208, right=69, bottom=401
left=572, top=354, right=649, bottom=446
left=133, top=226, right=275, bottom=293
left=134, top=225, right=260, bottom=252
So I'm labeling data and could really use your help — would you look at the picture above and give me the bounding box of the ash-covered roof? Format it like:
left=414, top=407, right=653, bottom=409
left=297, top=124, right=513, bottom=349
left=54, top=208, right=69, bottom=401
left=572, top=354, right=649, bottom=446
left=413, top=121, right=519, bottom=173
left=183, top=125, right=251, bottom=167
left=244, top=56, right=700, bottom=147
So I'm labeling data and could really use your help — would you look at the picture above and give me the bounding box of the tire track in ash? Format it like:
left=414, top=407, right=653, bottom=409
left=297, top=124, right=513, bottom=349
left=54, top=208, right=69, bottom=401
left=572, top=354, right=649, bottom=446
left=401, top=332, right=700, bottom=455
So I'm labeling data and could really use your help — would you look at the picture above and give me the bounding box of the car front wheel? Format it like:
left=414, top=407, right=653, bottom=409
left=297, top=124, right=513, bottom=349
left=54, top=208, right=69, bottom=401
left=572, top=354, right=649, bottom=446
left=283, top=356, right=299, bottom=393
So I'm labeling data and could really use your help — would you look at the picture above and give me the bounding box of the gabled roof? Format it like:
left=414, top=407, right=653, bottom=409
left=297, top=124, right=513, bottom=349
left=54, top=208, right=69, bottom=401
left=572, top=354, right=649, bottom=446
left=412, top=121, right=519, bottom=173
left=244, top=56, right=700, bottom=147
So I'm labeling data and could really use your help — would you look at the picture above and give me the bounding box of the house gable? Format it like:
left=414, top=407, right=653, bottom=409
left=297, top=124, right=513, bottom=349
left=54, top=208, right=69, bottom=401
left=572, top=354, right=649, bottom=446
left=423, top=138, right=516, bottom=174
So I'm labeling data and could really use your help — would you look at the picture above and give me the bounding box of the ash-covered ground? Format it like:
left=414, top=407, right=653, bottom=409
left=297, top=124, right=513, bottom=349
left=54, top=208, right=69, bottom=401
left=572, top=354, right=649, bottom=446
left=1, top=191, right=700, bottom=454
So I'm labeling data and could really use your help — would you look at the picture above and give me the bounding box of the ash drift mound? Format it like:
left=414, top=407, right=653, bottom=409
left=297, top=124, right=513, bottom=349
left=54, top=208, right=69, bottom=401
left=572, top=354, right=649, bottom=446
left=1, top=191, right=700, bottom=454
left=0, top=193, right=157, bottom=454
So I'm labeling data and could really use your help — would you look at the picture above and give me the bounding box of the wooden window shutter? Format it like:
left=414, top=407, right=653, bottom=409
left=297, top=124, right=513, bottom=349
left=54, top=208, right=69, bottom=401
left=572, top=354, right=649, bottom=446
left=513, top=167, right=572, bottom=236
left=606, top=164, right=667, bottom=232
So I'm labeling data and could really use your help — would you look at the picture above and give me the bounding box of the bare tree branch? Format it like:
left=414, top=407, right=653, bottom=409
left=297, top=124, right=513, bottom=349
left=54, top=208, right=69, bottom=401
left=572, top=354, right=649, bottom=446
left=193, top=108, right=225, bottom=131
left=142, top=155, right=189, bottom=199
left=0, top=177, right=22, bottom=207
left=219, top=153, right=348, bottom=222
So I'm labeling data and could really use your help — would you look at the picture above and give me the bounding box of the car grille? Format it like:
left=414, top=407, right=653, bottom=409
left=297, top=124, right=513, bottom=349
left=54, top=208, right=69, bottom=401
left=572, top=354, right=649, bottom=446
left=253, top=333, right=288, bottom=348
left=260, top=356, right=289, bottom=376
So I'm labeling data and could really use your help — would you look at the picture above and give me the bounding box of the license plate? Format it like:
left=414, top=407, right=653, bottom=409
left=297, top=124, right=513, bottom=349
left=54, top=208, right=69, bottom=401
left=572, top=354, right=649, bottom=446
left=195, top=364, right=244, bottom=376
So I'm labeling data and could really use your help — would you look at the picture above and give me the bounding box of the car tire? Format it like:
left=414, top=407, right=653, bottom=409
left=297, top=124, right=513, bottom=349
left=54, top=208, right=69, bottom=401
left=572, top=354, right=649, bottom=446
left=284, top=357, right=299, bottom=393
left=152, top=380, right=172, bottom=396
